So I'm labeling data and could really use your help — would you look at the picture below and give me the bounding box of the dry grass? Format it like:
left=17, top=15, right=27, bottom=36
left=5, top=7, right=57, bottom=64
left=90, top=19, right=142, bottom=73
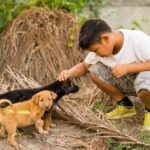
left=0, top=7, right=84, bottom=85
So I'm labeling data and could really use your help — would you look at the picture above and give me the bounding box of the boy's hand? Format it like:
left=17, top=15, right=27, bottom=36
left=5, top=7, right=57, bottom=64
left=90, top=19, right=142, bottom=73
left=58, top=70, right=70, bottom=81
left=112, top=64, right=129, bottom=78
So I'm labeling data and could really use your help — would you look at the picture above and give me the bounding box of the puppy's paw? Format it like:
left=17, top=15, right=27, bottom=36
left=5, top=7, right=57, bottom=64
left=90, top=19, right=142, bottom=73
left=42, top=130, right=49, bottom=134
left=17, top=144, right=24, bottom=150
left=9, top=142, right=22, bottom=150
left=51, top=123, right=56, bottom=128
left=39, top=130, right=49, bottom=134
left=44, top=127, right=52, bottom=132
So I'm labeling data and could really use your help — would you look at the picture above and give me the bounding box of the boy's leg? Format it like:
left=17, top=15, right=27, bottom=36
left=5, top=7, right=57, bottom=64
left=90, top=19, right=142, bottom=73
left=89, top=62, right=137, bottom=119
left=135, top=72, right=150, bottom=131
left=90, top=73, right=125, bottom=101
left=138, top=89, right=150, bottom=109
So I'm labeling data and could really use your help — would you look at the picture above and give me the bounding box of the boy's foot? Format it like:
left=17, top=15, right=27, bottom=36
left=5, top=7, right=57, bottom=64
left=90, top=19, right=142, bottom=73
left=143, top=112, right=150, bottom=131
left=106, top=105, right=136, bottom=120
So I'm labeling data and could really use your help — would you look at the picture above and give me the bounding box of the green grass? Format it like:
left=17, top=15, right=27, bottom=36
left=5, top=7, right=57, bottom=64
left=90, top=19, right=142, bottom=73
left=105, top=138, right=145, bottom=150
left=91, top=98, right=113, bottom=113
left=139, top=131, right=150, bottom=144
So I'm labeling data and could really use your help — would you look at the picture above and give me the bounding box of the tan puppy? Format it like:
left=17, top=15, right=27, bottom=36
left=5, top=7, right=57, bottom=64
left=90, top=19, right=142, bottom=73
left=0, top=90, right=57, bottom=149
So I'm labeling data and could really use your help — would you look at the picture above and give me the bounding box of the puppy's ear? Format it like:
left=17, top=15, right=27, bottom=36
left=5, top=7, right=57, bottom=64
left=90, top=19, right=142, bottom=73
left=32, top=94, right=40, bottom=104
left=50, top=91, right=57, bottom=100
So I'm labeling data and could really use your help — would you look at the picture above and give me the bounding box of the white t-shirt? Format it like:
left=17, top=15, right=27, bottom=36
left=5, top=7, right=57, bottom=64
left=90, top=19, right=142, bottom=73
left=84, top=29, right=150, bottom=68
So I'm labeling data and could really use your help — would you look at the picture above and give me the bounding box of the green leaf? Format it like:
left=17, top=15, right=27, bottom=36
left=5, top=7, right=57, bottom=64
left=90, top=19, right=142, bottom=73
left=0, top=13, right=8, bottom=28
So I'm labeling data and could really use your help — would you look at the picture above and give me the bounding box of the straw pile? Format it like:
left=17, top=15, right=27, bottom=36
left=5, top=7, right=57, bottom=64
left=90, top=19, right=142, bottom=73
left=0, top=7, right=84, bottom=85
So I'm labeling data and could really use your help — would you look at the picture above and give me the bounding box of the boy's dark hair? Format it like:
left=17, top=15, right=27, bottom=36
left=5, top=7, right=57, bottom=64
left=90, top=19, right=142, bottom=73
left=79, top=19, right=112, bottom=50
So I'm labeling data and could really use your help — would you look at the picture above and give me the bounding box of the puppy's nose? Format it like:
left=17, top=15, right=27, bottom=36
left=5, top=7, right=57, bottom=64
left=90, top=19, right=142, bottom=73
left=46, top=106, right=49, bottom=109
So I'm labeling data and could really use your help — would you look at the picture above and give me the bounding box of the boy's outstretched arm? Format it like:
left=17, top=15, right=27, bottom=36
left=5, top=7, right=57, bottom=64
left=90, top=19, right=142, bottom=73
left=58, top=62, right=91, bottom=81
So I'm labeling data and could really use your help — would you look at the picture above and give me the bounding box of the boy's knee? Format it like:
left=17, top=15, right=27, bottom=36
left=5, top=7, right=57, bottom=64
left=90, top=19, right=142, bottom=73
left=89, top=72, right=107, bottom=85
left=134, top=71, right=150, bottom=94
left=137, top=89, right=149, bottom=99
left=89, top=73, right=97, bottom=81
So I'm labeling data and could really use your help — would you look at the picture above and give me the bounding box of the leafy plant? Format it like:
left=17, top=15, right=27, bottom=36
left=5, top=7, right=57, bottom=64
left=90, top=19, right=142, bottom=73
left=0, top=0, right=27, bottom=31
left=105, top=138, right=145, bottom=150
left=0, top=0, right=111, bottom=31
left=139, top=132, right=150, bottom=144
left=105, top=137, right=114, bottom=149
left=0, top=0, right=86, bottom=31
left=91, top=98, right=113, bottom=113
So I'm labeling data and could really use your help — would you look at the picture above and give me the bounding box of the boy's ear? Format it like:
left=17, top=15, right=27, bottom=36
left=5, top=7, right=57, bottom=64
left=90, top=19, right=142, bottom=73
left=101, top=33, right=110, bottom=43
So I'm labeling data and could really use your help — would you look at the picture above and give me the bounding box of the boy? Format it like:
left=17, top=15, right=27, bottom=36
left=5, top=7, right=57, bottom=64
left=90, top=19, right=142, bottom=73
left=58, top=19, right=150, bottom=131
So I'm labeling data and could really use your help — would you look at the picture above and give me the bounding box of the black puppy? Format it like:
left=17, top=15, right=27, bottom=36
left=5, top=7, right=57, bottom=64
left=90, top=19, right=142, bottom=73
left=0, top=79, right=79, bottom=104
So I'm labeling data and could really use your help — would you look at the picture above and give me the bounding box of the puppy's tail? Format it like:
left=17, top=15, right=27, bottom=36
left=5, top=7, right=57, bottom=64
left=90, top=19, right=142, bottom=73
left=0, top=99, right=13, bottom=108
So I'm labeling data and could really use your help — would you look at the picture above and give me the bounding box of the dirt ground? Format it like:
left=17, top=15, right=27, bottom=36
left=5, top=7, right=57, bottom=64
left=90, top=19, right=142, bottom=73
left=0, top=119, right=107, bottom=150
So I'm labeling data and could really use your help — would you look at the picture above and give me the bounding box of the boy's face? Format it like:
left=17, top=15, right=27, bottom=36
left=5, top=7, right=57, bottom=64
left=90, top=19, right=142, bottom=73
left=88, top=33, right=114, bottom=57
